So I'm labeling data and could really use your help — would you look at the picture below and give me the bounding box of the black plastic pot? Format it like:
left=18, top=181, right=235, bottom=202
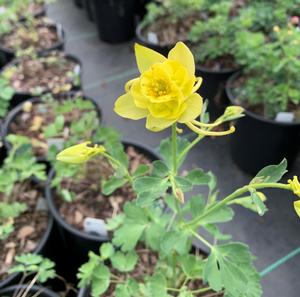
left=0, top=203, right=54, bottom=288
left=226, top=72, right=300, bottom=175
left=136, top=22, right=174, bottom=56
left=135, top=0, right=151, bottom=20
left=0, top=22, right=65, bottom=67
left=0, top=285, right=59, bottom=297
left=2, top=91, right=101, bottom=163
left=45, top=141, right=161, bottom=276
left=93, top=0, right=136, bottom=43
left=0, top=53, right=82, bottom=112
left=83, top=0, right=95, bottom=22
left=73, top=0, right=83, bottom=8
left=196, top=65, right=240, bottom=120
left=0, top=121, right=7, bottom=166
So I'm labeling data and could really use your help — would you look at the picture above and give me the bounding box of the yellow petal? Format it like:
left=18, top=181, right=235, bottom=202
left=56, top=142, right=105, bottom=164
left=114, top=93, right=148, bottom=120
left=168, top=42, right=195, bottom=77
left=294, top=200, right=300, bottom=217
left=135, top=43, right=166, bottom=73
left=146, top=115, right=176, bottom=132
left=178, top=93, right=203, bottom=123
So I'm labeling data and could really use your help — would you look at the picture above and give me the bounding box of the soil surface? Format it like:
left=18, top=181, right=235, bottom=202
left=27, top=2, right=44, bottom=16
left=0, top=181, right=48, bottom=281
left=8, top=97, right=97, bottom=157
left=1, top=18, right=60, bottom=52
left=54, top=146, right=152, bottom=231
left=142, top=13, right=200, bottom=46
left=229, top=74, right=300, bottom=121
left=5, top=52, right=79, bottom=94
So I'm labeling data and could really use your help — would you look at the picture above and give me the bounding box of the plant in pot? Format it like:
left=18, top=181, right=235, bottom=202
left=56, top=42, right=300, bottom=297
left=136, top=0, right=206, bottom=55
left=1, top=253, right=77, bottom=297
left=2, top=92, right=101, bottom=163
left=92, top=0, right=136, bottom=44
left=46, top=125, right=161, bottom=275
left=0, top=50, right=81, bottom=111
left=188, top=0, right=247, bottom=119
left=0, top=16, right=65, bottom=66
left=226, top=24, right=300, bottom=174
left=0, top=134, right=53, bottom=289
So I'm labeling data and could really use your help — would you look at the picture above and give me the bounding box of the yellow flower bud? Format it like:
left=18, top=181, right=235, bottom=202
left=288, top=176, right=300, bottom=197
left=56, top=141, right=106, bottom=164
left=273, top=25, right=280, bottom=32
left=22, top=101, right=32, bottom=113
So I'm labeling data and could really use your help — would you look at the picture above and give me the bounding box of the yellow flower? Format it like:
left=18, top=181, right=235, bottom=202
left=288, top=176, right=300, bottom=197
left=294, top=200, right=300, bottom=218
left=114, top=42, right=234, bottom=136
left=56, top=142, right=105, bottom=164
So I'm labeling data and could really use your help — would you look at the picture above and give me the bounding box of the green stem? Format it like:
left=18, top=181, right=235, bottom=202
left=171, top=124, right=177, bottom=174
left=186, top=183, right=291, bottom=229
left=191, top=286, right=212, bottom=294
left=190, top=229, right=214, bottom=250
left=103, top=152, right=133, bottom=184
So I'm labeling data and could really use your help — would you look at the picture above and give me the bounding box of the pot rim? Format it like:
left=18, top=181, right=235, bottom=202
left=226, top=71, right=300, bottom=127
left=0, top=285, right=59, bottom=297
left=0, top=200, right=54, bottom=288
left=45, top=140, right=161, bottom=243
left=2, top=91, right=102, bottom=154
left=0, top=51, right=82, bottom=97
left=0, top=22, right=65, bottom=55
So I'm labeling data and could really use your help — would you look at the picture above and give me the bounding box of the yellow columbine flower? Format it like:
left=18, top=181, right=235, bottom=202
left=288, top=176, right=300, bottom=197
left=56, top=142, right=105, bottom=164
left=114, top=42, right=234, bottom=136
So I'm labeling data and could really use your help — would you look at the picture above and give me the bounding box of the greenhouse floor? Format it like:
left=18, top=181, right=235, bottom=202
left=48, top=1, right=300, bottom=296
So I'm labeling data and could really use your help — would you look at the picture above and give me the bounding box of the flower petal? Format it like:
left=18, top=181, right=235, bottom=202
left=178, top=93, right=203, bottom=123
left=294, top=200, right=300, bottom=217
left=135, top=43, right=166, bottom=73
left=146, top=115, right=176, bottom=132
left=168, top=42, right=195, bottom=77
left=114, top=93, right=148, bottom=120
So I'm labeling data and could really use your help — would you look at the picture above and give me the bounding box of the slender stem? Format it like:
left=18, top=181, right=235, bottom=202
left=103, top=152, right=133, bottom=184
left=190, top=229, right=214, bottom=250
left=166, top=212, right=177, bottom=231
left=171, top=124, right=177, bottom=174
left=191, top=286, right=212, bottom=294
left=186, top=183, right=291, bottom=229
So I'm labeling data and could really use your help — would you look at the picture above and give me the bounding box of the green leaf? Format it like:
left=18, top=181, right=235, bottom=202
left=106, top=214, right=125, bottom=231
left=113, top=223, right=146, bottom=252
left=133, top=164, right=150, bottom=178
left=152, top=160, right=169, bottom=177
left=249, top=188, right=268, bottom=216
left=102, top=177, right=127, bottom=195
left=185, top=168, right=211, bottom=185
left=91, top=264, right=110, bottom=297
left=161, top=231, right=191, bottom=255
left=178, top=254, right=204, bottom=279
left=147, top=273, right=169, bottom=297
left=250, top=159, right=287, bottom=184
left=203, top=224, right=232, bottom=241
left=203, top=243, right=262, bottom=297
left=111, top=251, right=138, bottom=272
left=174, top=176, right=193, bottom=192
left=145, top=223, right=165, bottom=250
left=100, top=243, right=114, bottom=260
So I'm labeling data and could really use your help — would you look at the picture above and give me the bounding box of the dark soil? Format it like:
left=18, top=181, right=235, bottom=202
left=142, top=13, right=201, bottom=46
left=198, top=54, right=238, bottom=72
left=28, top=2, right=44, bottom=16
left=5, top=52, right=79, bottom=94
left=229, top=0, right=249, bottom=17
left=54, top=146, right=152, bottom=231
left=0, top=181, right=48, bottom=281
left=1, top=18, right=60, bottom=52
left=8, top=98, right=97, bottom=157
